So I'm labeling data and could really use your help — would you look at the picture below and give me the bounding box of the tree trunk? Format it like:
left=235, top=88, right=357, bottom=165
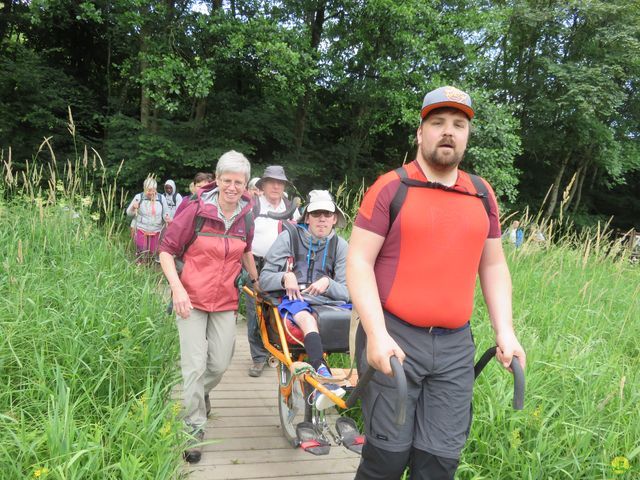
left=544, top=152, right=570, bottom=218
left=140, top=27, right=151, bottom=129
left=194, top=97, right=207, bottom=122
left=572, top=165, right=587, bottom=214
left=0, top=0, right=13, bottom=45
left=564, top=163, right=584, bottom=211
left=294, top=1, right=326, bottom=156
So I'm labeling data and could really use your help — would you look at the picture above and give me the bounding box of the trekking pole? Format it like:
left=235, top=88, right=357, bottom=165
left=474, top=346, right=525, bottom=410
left=345, top=355, right=407, bottom=426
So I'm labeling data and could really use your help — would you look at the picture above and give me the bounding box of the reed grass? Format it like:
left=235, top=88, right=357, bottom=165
left=1, top=128, right=184, bottom=479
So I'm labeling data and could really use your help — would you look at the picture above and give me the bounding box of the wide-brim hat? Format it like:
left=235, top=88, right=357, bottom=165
left=256, top=165, right=289, bottom=189
left=299, top=190, right=348, bottom=229
left=420, top=86, right=474, bottom=120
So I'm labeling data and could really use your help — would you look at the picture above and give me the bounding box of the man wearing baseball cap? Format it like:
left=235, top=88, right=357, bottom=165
left=347, top=86, right=526, bottom=479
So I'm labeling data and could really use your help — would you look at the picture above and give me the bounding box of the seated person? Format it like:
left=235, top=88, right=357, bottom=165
left=259, top=190, right=349, bottom=410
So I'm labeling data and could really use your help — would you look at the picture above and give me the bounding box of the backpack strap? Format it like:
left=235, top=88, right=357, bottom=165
left=388, top=167, right=409, bottom=235
left=244, top=210, right=254, bottom=242
left=323, top=234, right=339, bottom=277
left=253, top=197, right=295, bottom=220
left=387, top=167, right=492, bottom=234
left=281, top=221, right=300, bottom=262
left=468, top=174, right=491, bottom=218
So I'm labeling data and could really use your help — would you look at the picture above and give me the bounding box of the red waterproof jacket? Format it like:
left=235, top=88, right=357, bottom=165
left=159, top=183, right=254, bottom=312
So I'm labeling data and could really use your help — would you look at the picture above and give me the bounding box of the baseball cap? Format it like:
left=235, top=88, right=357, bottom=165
left=301, top=190, right=347, bottom=228
left=420, top=86, right=474, bottom=120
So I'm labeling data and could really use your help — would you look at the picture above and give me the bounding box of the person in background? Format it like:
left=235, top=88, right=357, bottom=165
left=163, top=179, right=183, bottom=221
left=504, top=220, right=524, bottom=248
left=246, top=165, right=300, bottom=377
left=126, top=177, right=168, bottom=264
left=175, top=172, right=214, bottom=218
left=159, top=151, right=259, bottom=464
left=248, top=177, right=262, bottom=197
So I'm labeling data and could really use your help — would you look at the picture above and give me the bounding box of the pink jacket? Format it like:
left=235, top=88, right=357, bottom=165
left=159, top=184, right=254, bottom=312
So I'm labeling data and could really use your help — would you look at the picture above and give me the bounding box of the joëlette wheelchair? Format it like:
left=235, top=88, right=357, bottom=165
left=243, top=286, right=525, bottom=456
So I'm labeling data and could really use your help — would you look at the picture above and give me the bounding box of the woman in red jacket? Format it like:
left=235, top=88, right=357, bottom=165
left=159, top=150, right=259, bottom=464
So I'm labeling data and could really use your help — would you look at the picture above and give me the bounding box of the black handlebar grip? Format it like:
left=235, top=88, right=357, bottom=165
left=474, top=346, right=525, bottom=410
left=389, top=356, right=407, bottom=426
left=346, top=355, right=407, bottom=426
left=510, top=357, right=525, bottom=410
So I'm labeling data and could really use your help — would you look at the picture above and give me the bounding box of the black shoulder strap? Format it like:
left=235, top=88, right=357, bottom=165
left=468, top=174, right=491, bottom=218
left=244, top=210, right=254, bottom=240
left=387, top=167, right=492, bottom=234
left=252, top=200, right=261, bottom=218
left=324, top=235, right=339, bottom=276
left=388, top=166, right=409, bottom=235
left=281, top=221, right=299, bottom=261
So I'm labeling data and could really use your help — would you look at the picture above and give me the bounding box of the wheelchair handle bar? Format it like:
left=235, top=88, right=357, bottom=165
left=266, top=197, right=301, bottom=220
left=474, top=346, right=525, bottom=410
left=345, top=355, right=407, bottom=426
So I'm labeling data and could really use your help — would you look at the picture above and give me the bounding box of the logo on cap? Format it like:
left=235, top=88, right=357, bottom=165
left=444, top=87, right=469, bottom=103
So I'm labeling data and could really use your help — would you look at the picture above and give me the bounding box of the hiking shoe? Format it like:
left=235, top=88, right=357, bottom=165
left=205, top=393, right=211, bottom=418
left=314, top=365, right=345, bottom=411
left=248, top=361, right=266, bottom=377
left=184, top=429, right=204, bottom=464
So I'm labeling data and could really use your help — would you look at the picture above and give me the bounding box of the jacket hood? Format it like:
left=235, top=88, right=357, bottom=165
left=164, top=179, right=177, bottom=192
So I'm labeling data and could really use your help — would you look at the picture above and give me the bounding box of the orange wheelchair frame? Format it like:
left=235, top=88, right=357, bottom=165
left=243, top=286, right=525, bottom=455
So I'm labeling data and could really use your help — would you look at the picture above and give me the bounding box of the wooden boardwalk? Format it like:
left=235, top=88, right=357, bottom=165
left=182, top=319, right=360, bottom=480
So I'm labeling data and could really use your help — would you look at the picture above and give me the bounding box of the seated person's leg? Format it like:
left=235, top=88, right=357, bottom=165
left=292, top=310, right=323, bottom=371
left=291, top=308, right=346, bottom=410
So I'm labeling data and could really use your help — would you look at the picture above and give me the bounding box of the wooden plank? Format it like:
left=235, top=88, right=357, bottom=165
left=191, top=447, right=358, bottom=466
left=178, top=320, right=359, bottom=479
left=185, top=458, right=360, bottom=479
left=186, top=469, right=356, bottom=480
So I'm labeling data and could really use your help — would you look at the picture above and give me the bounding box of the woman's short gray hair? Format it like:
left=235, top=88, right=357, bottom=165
left=143, top=177, right=157, bottom=191
left=216, top=150, right=251, bottom=182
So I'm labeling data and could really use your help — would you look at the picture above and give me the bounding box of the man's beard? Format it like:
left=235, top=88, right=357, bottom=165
left=421, top=143, right=464, bottom=171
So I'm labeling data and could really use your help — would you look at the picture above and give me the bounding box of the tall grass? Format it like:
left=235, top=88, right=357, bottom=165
left=0, top=131, right=184, bottom=478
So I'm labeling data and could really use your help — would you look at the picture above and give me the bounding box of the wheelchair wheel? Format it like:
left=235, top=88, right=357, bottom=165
left=277, top=361, right=312, bottom=447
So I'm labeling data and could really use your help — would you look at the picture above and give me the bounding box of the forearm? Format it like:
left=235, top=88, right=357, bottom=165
left=159, top=252, right=183, bottom=290
left=242, top=252, right=259, bottom=283
left=479, top=261, right=514, bottom=336
left=346, top=256, right=386, bottom=338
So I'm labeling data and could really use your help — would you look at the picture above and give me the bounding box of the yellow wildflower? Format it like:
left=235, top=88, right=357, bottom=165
left=611, top=456, right=630, bottom=475
left=509, top=428, right=522, bottom=449
left=33, top=467, right=49, bottom=478
left=160, top=423, right=171, bottom=437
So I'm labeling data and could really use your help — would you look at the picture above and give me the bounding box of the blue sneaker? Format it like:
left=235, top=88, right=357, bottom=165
left=314, top=365, right=345, bottom=410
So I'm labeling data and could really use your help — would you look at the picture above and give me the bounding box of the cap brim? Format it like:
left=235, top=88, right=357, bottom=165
left=421, top=102, right=474, bottom=120
left=256, top=176, right=289, bottom=189
left=301, top=204, right=348, bottom=229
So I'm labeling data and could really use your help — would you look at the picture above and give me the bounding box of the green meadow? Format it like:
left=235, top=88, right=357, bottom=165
left=1, top=160, right=638, bottom=479
left=0, top=161, right=186, bottom=478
